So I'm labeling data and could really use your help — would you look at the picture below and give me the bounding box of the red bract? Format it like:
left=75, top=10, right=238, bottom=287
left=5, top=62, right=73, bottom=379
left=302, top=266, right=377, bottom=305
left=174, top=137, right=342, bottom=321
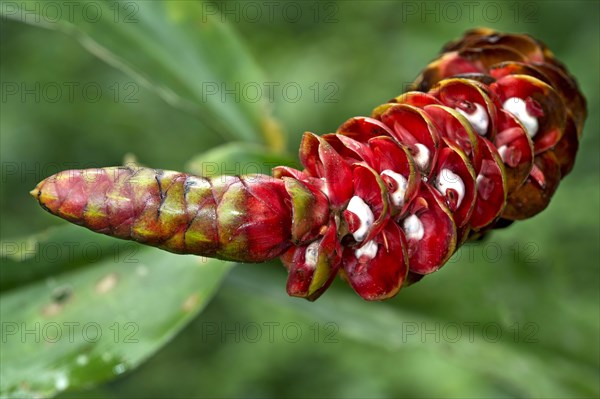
left=31, top=29, right=586, bottom=301
left=493, top=109, right=534, bottom=192
left=432, top=142, right=477, bottom=227
left=402, top=185, right=457, bottom=274
left=491, top=74, right=566, bottom=154
left=379, top=104, right=441, bottom=175
left=431, top=78, right=499, bottom=140
left=470, top=138, right=507, bottom=230
left=282, top=218, right=341, bottom=300
left=424, top=105, right=481, bottom=170
left=341, top=221, right=408, bottom=300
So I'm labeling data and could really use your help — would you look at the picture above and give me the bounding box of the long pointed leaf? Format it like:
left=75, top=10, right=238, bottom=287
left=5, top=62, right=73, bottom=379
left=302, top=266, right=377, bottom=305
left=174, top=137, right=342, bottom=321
left=1, top=0, right=284, bottom=148
left=0, top=240, right=232, bottom=398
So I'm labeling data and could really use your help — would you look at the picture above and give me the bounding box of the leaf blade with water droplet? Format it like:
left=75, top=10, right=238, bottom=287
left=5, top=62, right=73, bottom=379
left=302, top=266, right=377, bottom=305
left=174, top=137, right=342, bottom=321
left=0, top=242, right=232, bottom=398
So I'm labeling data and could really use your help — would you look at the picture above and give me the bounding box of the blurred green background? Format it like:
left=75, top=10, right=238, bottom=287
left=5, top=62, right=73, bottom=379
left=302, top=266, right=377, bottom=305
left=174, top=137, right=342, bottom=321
left=1, top=1, right=598, bottom=398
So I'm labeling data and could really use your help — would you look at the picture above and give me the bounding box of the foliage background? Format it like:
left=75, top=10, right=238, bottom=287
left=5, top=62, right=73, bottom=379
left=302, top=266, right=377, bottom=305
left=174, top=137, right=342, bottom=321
left=1, top=0, right=598, bottom=398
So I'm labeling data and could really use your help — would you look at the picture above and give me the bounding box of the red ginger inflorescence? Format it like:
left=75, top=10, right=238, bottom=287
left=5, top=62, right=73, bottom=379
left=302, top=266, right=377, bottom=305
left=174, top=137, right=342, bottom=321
left=31, top=29, right=586, bottom=301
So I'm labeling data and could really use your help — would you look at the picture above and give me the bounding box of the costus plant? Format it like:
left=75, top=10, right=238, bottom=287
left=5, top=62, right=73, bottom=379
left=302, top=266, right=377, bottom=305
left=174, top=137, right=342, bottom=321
left=31, top=28, right=586, bottom=301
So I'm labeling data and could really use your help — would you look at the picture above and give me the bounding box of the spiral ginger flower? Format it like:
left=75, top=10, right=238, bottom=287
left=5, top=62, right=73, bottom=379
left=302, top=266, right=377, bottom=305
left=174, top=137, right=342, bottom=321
left=31, top=29, right=586, bottom=301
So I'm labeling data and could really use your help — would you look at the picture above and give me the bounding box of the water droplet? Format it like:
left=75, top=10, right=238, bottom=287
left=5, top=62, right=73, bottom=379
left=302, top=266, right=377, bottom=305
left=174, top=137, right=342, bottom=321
left=182, top=293, right=201, bottom=312
left=76, top=354, right=88, bottom=366
left=113, top=363, right=126, bottom=375
left=95, top=273, right=119, bottom=294
left=135, top=264, right=148, bottom=277
left=41, top=302, right=64, bottom=317
left=54, top=372, right=69, bottom=391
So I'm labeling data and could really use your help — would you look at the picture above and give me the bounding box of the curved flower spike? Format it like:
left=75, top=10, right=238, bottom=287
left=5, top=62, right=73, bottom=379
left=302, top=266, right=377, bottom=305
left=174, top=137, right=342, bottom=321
left=32, top=29, right=586, bottom=301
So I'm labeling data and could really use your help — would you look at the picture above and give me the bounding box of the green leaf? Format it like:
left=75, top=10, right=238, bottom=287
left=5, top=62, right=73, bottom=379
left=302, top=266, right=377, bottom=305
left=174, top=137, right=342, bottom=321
left=0, top=0, right=284, bottom=149
left=185, top=141, right=298, bottom=177
left=0, top=236, right=232, bottom=398
left=220, top=264, right=598, bottom=398
left=1, top=225, right=140, bottom=291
